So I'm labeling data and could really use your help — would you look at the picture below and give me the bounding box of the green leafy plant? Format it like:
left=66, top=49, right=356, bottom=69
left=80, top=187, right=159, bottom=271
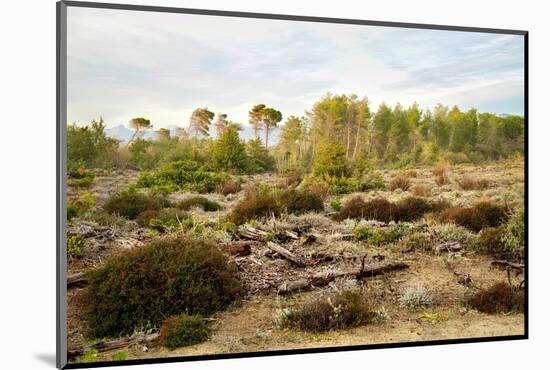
left=399, top=287, right=433, bottom=310
left=111, top=351, right=128, bottom=361
left=82, top=236, right=241, bottom=338
left=103, top=188, right=169, bottom=219
left=67, top=235, right=85, bottom=259
left=159, top=314, right=212, bottom=349
left=177, top=196, right=222, bottom=212
left=80, top=349, right=98, bottom=363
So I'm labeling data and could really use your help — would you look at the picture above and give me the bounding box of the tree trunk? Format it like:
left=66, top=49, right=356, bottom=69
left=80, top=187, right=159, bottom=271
left=352, top=119, right=362, bottom=159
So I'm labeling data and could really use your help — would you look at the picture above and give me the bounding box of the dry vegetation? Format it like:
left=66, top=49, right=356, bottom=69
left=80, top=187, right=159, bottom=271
left=66, top=159, right=525, bottom=364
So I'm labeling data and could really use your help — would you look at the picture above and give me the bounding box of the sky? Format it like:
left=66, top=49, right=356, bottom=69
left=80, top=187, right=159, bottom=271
left=67, top=7, right=525, bottom=130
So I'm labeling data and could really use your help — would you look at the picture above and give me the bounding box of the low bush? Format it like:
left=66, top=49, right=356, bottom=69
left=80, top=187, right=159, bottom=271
left=68, top=165, right=95, bottom=188
left=112, top=351, right=128, bottom=361
left=159, top=314, right=212, bottom=349
left=80, top=349, right=98, bottom=363
left=177, top=196, right=222, bottom=212
left=399, top=286, right=433, bottom=310
left=302, top=178, right=330, bottom=200
left=82, top=236, right=241, bottom=337
left=136, top=208, right=188, bottom=231
left=411, top=184, right=432, bottom=197
left=282, top=291, right=376, bottom=332
left=437, top=201, right=508, bottom=232
left=229, top=192, right=281, bottom=225
left=398, top=232, right=434, bottom=253
left=354, top=223, right=418, bottom=246
left=431, top=223, right=476, bottom=247
left=67, top=235, right=85, bottom=259
left=279, top=189, right=324, bottom=214
left=334, top=196, right=447, bottom=223
left=215, top=179, right=241, bottom=196
left=388, top=175, right=411, bottom=191
left=475, top=208, right=524, bottom=262
left=67, top=191, right=96, bottom=220
left=327, top=175, right=385, bottom=195
left=137, top=160, right=225, bottom=193
left=404, top=169, right=418, bottom=178
left=103, top=189, right=169, bottom=219
left=330, top=197, right=342, bottom=212
left=465, top=282, right=524, bottom=314
left=456, top=176, right=491, bottom=190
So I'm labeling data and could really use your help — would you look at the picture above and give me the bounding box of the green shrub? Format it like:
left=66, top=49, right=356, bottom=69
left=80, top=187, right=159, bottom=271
left=229, top=193, right=281, bottom=225
left=103, top=189, right=169, bottom=219
left=67, top=204, right=79, bottom=221
left=112, top=351, right=128, bottom=361
left=159, top=314, right=212, bottom=349
left=431, top=223, right=476, bottom=248
left=399, top=232, right=434, bottom=253
left=326, top=175, right=384, bottom=195
left=67, top=235, right=85, bottom=259
left=67, top=191, right=96, bottom=220
left=399, top=287, right=433, bottom=310
left=354, top=223, right=418, bottom=246
left=282, top=291, right=375, bottom=332
left=177, top=196, right=222, bottom=212
left=135, top=208, right=188, bottom=231
left=330, top=197, right=342, bottom=211
left=82, top=236, right=241, bottom=337
left=80, top=349, right=98, bottom=363
left=465, top=282, right=524, bottom=313
left=279, top=189, right=324, bottom=214
left=313, top=141, right=350, bottom=178
left=137, top=160, right=225, bottom=193
left=438, top=201, right=508, bottom=231
left=475, top=209, right=524, bottom=263
left=68, top=164, right=95, bottom=188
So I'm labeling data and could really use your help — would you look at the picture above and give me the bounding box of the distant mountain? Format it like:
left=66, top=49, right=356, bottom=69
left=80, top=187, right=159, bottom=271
left=105, top=124, right=280, bottom=146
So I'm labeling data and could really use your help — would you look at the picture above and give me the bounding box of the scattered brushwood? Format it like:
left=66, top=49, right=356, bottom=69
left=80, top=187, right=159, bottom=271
left=215, top=178, right=241, bottom=195
left=135, top=208, right=187, bottom=231
left=279, top=290, right=376, bottom=332
left=333, top=196, right=448, bottom=223
left=159, top=314, right=212, bottom=350
left=237, top=225, right=316, bottom=246
left=68, top=333, right=159, bottom=358
left=411, top=184, right=431, bottom=197
left=388, top=175, right=411, bottom=191
left=465, top=282, right=524, bottom=314
left=436, top=241, right=462, bottom=254
left=437, top=201, right=509, bottom=232
left=279, top=189, right=324, bottom=214
left=229, top=192, right=281, bottom=225
left=266, top=241, right=306, bottom=267
left=81, top=236, right=241, bottom=338
left=277, top=261, right=409, bottom=294
left=176, top=196, right=222, bottom=212
left=456, top=176, right=492, bottom=190
left=103, top=189, right=170, bottom=219
left=67, top=272, right=88, bottom=289
left=490, top=260, right=524, bottom=271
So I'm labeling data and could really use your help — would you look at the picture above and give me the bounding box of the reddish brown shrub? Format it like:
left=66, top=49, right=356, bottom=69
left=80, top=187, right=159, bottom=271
left=466, top=282, right=524, bottom=314
left=388, top=175, right=412, bottom=191
left=435, top=174, right=450, bottom=186
left=215, top=179, right=241, bottom=195
left=229, top=193, right=281, bottom=225
left=456, top=176, right=491, bottom=190
left=438, top=202, right=508, bottom=232
left=411, top=184, right=431, bottom=197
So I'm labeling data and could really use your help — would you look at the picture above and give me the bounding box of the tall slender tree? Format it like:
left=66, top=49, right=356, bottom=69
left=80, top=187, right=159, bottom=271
left=189, top=108, right=214, bottom=138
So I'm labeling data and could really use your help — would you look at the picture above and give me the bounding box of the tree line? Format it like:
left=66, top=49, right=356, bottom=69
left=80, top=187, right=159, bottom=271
left=67, top=93, right=524, bottom=174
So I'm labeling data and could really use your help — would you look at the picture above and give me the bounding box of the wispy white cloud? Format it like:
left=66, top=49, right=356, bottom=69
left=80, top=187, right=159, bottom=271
left=67, top=7, right=524, bottom=129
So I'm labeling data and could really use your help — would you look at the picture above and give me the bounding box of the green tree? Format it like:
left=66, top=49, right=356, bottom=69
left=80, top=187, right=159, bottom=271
left=313, top=140, right=349, bottom=178
left=158, top=128, right=171, bottom=141
left=128, top=117, right=152, bottom=145
left=190, top=108, right=215, bottom=138
left=212, top=125, right=246, bottom=172
left=246, top=137, right=276, bottom=173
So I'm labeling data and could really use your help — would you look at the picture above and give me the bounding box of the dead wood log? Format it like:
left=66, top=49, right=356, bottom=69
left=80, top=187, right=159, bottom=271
left=67, top=333, right=159, bottom=358
left=237, top=226, right=268, bottom=241
left=437, top=241, right=462, bottom=253
left=222, top=241, right=252, bottom=256
left=67, top=272, right=88, bottom=289
left=490, top=260, right=525, bottom=270
left=277, top=261, right=409, bottom=294
left=266, top=242, right=306, bottom=267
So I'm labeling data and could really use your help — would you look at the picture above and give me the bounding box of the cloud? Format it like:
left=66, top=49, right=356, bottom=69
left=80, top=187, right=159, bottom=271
left=67, top=7, right=524, bottom=129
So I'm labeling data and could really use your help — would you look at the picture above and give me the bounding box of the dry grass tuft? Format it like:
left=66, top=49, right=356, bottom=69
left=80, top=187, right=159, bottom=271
left=456, top=176, right=491, bottom=190
left=411, top=184, right=432, bottom=197
left=432, top=160, right=450, bottom=177
left=388, top=175, right=412, bottom=191
left=466, top=282, right=524, bottom=314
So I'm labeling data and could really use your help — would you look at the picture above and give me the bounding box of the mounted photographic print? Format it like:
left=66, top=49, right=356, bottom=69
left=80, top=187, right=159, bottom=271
left=56, top=1, right=528, bottom=368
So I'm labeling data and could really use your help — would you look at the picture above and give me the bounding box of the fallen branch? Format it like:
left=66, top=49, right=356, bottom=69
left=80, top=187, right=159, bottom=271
left=490, top=260, right=524, bottom=270
left=277, top=261, right=409, bottom=294
left=437, top=242, right=462, bottom=253
left=237, top=226, right=268, bottom=241
left=67, top=333, right=159, bottom=358
left=266, top=242, right=306, bottom=267
left=67, top=272, right=88, bottom=289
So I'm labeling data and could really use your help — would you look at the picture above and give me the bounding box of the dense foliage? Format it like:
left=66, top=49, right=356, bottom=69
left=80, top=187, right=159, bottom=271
left=82, top=236, right=241, bottom=337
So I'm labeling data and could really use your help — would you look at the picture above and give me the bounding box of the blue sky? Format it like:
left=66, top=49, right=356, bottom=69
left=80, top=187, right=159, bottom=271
left=67, top=7, right=525, bottom=129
